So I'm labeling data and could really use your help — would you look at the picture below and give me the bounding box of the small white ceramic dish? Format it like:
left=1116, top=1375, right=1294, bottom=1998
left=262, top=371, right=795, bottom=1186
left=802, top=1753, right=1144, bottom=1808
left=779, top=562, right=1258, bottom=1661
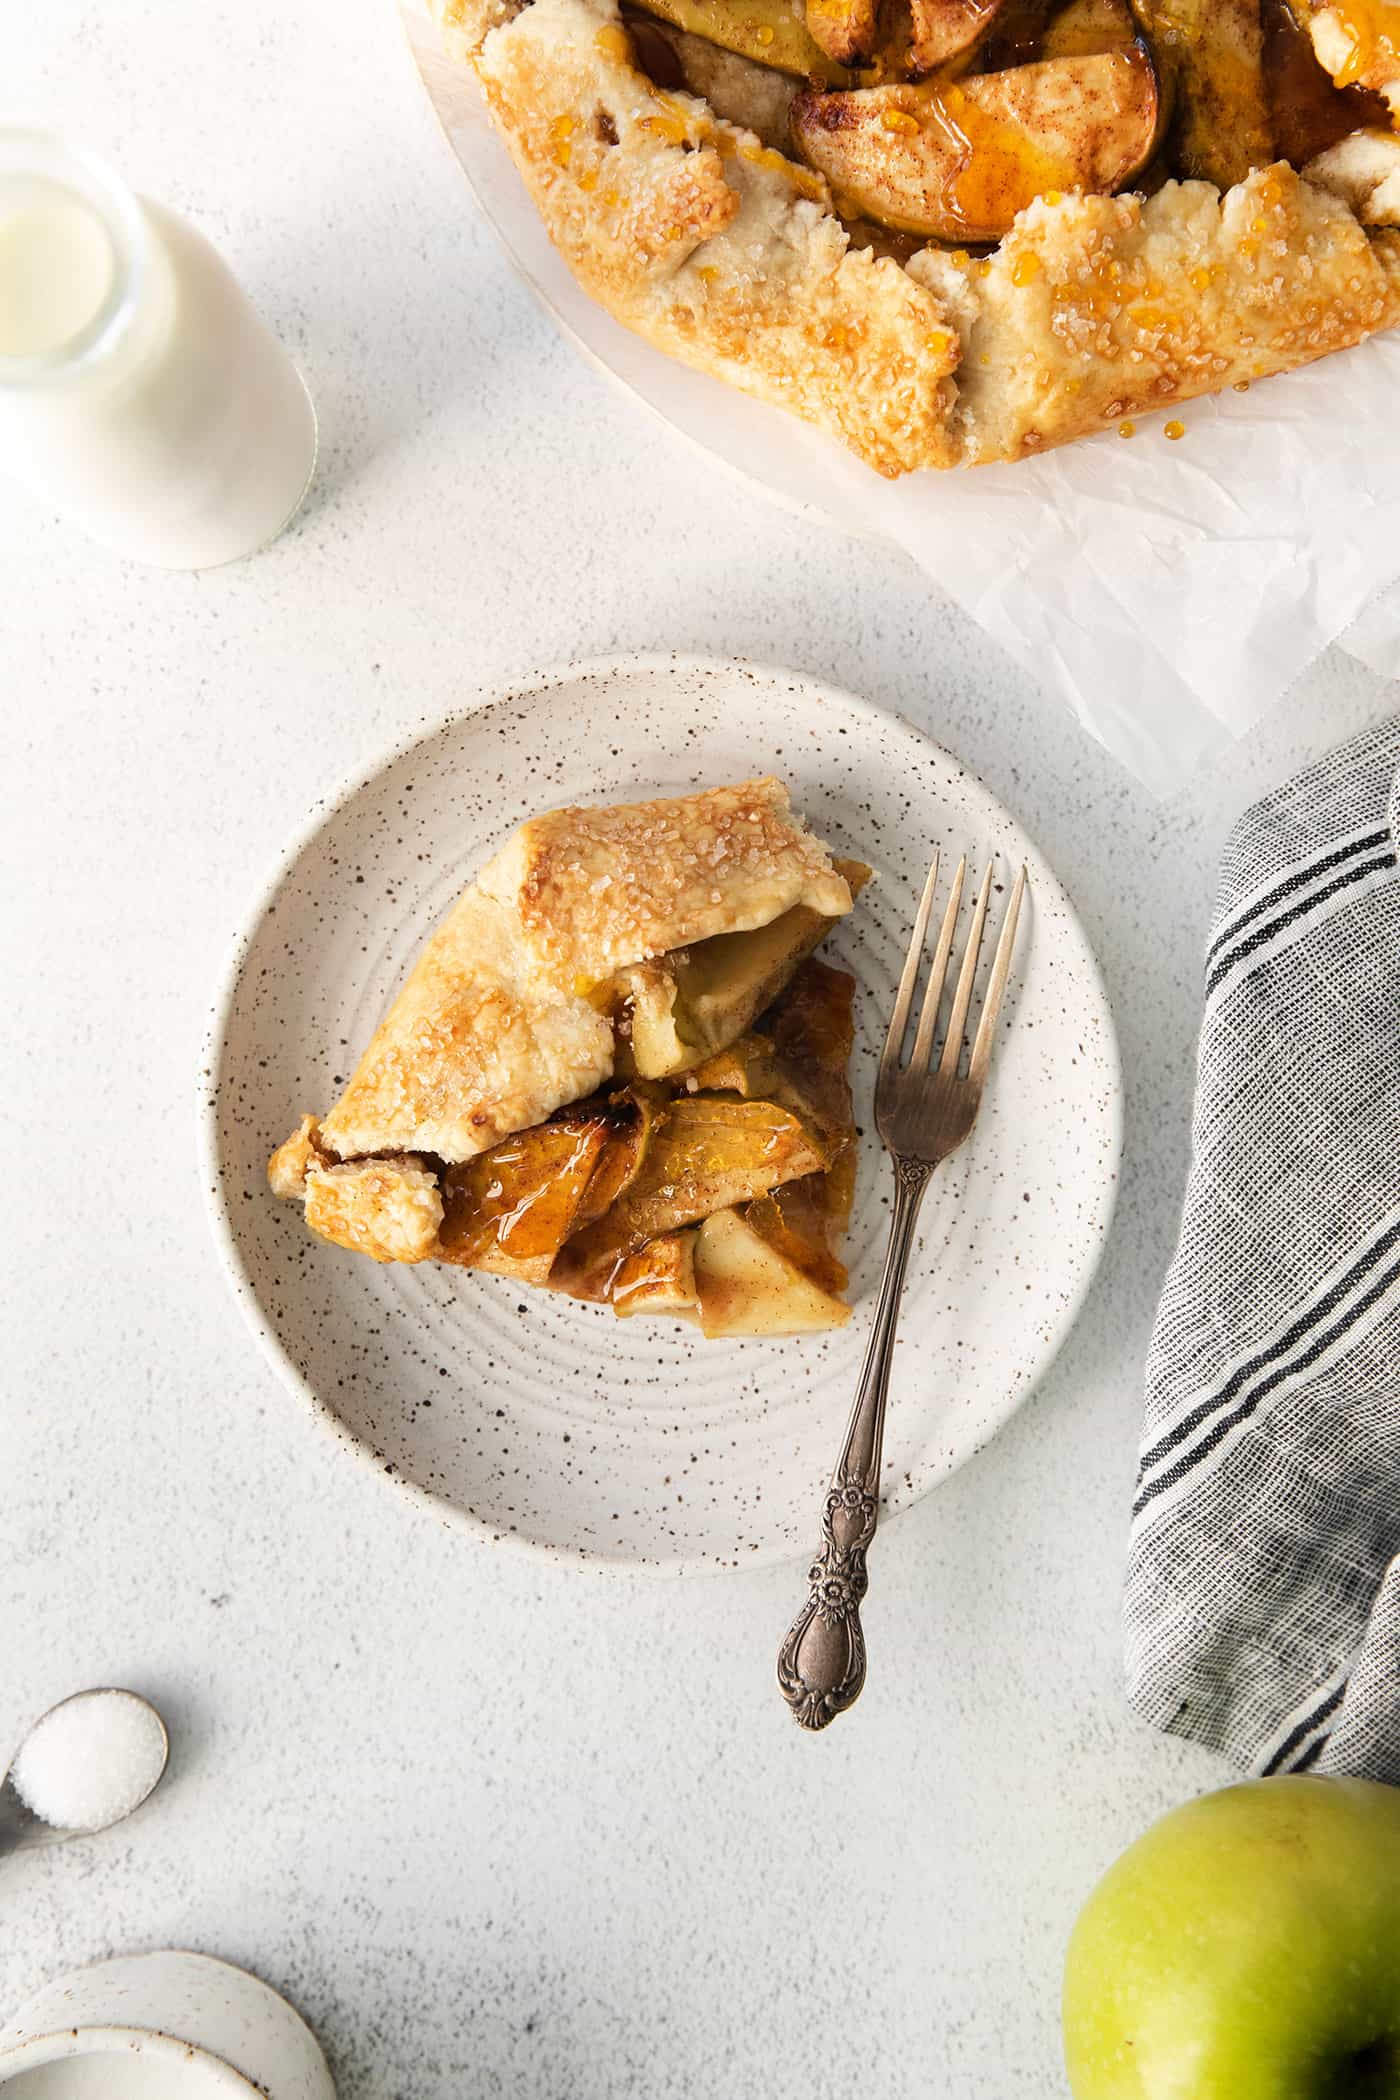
left=202, top=655, right=1121, bottom=1571
left=0, top=1951, right=334, bottom=2099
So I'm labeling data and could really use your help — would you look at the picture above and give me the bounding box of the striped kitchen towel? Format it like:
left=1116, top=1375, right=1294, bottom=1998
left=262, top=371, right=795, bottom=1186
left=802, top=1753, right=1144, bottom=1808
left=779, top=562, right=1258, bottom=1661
left=1125, top=715, right=1400, bottom=1783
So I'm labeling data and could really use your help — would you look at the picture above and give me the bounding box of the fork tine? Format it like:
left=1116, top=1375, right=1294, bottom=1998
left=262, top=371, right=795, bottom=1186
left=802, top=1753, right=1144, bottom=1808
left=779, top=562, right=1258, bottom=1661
left=881, top=848, right=940, bottom=1074
left=909, top=856, right=966, bottom=1073
left=967, top=864, right=1027, bottom=1091
left=936, top=862, right=995, bottom=1078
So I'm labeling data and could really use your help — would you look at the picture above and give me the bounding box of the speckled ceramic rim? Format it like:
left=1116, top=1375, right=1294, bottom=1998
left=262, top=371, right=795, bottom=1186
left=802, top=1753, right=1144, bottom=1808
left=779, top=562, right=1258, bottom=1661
left=0, top=2025, right=259, bottom=2092
left=199, top=653, right=1123, bottom=1576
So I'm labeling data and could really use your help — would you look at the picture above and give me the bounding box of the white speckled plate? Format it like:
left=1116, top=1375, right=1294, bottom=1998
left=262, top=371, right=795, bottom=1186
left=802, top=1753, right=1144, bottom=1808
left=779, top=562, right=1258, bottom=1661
left=202, top=657, right=1120, bottom=1571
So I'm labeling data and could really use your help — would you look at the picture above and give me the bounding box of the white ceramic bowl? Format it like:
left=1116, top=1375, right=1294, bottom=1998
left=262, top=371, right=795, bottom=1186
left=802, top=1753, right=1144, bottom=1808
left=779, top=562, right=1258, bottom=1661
left=0, top=1951, right=334, bottom=2100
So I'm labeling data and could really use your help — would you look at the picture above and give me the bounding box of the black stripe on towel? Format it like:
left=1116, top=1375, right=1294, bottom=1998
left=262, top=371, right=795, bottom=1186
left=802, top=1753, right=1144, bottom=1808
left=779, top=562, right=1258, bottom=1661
left=1134, top=1246, right=1400, bottom=1516
left=1206, top=828, right=1391, bottom=968
left=1205, top=852, right=1396, bottom=1001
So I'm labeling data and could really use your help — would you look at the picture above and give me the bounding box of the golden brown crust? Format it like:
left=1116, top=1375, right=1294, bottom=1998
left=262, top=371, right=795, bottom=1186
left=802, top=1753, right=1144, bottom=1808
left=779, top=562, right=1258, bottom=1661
left=431, top=0, right=1400, bottom=472
left=277, top=779, right=850, bottom=1181
left=318, top=885, right=614, bottom=1164
left=909, top=165, right=1400, bottom=456
left=267, top=1114, right=329, bottom=1198
left=442, top=0, right=962, bottom=474
left=304, top=1158, right=445, bottom=1263
left=479, top=777, right=851, bottom=978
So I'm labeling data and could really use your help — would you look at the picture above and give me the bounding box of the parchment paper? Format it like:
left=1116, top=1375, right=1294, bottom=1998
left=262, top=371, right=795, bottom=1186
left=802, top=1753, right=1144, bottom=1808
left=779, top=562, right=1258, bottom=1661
left=404, top=0, right=1400, bottom=794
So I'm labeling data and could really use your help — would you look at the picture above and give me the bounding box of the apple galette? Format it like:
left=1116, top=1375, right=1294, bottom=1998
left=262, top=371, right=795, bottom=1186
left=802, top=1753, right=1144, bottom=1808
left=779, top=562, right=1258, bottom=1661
left=269, top=779, right=866, bottom=1335
left=427, top=0, right=1399, bottom=473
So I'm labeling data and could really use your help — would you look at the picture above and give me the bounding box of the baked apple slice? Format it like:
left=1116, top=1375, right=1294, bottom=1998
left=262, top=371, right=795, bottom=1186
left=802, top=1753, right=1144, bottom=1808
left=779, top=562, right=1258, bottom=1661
left=437, top=1112, right=612, bottom=1283
left=1040, top=0, right=1138, bottom=55
left=608, top=1095, right=827, bottom=1240
left=792, top=46, right=1163, bottom=240
left=684, top=959, right=858, bottom=1163
left=909, top=0, right=1020, bottom=71
left=744, top=1186, right=850, bottom=1295
left=569, top=1083, right=667, bottom=1228
left=683, top=1033, right=786, bottom=1098
left=1130, top=0, right=1271, bottom=183
left=622, top=858, right=869, bottom=1080
left=636, top=19, right=801, bottom=149
left=552, top=1093, right=826, bottom=1295
left=630, top=0, right=854, bottom=80
left=611, top=1231, right=701, bottom=1317
left=693, top=1207, right=852, bottom=1335
left=807, top=0, right=880, bottom=65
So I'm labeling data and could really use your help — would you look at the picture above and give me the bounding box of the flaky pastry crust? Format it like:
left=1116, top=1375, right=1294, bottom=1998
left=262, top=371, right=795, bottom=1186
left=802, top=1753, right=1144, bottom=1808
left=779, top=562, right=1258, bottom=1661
left=479, top=776, right=851, bottom=978
left=318, top=884, right=614, bottom=1163
left=273, top=778, right=851, bottom=1267
left=305, top=1158, right=446, bottom=1263
left=431, top=0, right=1400, bottom=473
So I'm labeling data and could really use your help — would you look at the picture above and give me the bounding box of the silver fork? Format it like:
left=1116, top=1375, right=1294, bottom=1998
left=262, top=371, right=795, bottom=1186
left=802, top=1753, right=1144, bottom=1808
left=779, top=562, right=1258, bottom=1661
left=776, top=852, right=1028, bottom=1732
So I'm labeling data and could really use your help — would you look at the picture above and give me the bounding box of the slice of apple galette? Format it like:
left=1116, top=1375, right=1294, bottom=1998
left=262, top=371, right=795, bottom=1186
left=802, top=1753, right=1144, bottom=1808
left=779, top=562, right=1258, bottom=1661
left=269, top=780, right=867, bottom=1336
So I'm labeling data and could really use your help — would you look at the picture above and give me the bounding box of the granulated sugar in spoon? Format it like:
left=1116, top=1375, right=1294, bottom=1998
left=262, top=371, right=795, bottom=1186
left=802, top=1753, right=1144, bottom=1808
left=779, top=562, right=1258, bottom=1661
left=0, top=1688, right=169, bottom=1854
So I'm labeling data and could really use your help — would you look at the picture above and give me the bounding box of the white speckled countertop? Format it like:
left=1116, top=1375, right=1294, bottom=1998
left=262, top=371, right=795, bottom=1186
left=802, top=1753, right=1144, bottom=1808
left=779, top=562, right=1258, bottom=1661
left=4, top=5, right=1397, bottom=2095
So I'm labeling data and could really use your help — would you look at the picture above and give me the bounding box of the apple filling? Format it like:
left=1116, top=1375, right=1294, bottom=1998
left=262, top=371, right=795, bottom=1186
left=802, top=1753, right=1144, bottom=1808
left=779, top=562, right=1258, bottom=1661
left=273, top=955, right=860, bottom=1337
left=270, top=788, right=870, bottom=1343
left=622, top=0, right=1398, bottom=244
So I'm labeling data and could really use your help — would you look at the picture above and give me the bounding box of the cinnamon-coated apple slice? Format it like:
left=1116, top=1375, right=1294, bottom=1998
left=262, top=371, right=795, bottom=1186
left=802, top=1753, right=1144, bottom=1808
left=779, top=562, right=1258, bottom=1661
left=908, top=0, right=1019, bottom=71
left=807, top=0, right=880, bottom=65
left=1129, top=0, right=1272, bottom=183
left=630, top=0, right=853, bottom=81
left=693, top=1207, right=851, bottom=1335
left=1040, top=0, right=1137, bottom=56
left=978, top=0, right=1133, bottom=77
left=792, top=45, right=1163, bottom=241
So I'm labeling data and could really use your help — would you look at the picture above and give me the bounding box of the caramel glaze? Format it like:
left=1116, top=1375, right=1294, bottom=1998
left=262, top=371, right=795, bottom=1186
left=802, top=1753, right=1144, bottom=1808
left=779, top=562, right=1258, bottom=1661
left=1264, top=0, right=1390, bottom=163
left=1324, top=0, right=1398, bottom=89
left=627, top=0, right=1390, bottom=248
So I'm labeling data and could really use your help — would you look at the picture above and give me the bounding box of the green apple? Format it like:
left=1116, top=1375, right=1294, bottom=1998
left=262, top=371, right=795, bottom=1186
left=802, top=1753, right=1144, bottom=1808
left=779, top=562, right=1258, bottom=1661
left=1063, top=1777, right=1400, bottom=2099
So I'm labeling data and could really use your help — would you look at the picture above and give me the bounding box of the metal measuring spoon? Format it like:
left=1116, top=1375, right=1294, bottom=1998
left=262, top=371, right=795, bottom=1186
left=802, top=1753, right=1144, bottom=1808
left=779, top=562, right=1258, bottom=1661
left=0, top=1688, right=169, bottom=1855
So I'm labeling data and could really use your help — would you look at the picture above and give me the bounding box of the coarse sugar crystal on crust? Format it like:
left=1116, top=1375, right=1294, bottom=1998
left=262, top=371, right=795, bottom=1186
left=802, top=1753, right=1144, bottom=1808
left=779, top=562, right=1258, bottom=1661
left=314, top=883, right=615, bottom=1165
left=304, top=1157, right=446, bottom=1264
left=478, top=776, right=852, bottom=978
left=265, top=778, right=860, bottom=1316
left=431, top=0, right=1400, bottom=473
left=272, top=777, right=851, bottom=1188
left=439, top=0, right=962, bottom=474
left=908, top=168, right=1400, bottom=458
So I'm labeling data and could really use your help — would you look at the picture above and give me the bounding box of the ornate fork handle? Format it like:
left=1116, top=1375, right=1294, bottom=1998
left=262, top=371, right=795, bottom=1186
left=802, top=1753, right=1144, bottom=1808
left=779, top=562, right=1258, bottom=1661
left=777, top=1157, right=934, bottom=1731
